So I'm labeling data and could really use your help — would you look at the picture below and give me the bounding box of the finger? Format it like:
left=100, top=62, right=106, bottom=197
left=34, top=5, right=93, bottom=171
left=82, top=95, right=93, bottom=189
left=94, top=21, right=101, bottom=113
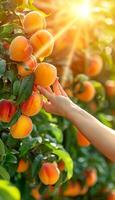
left=38, top=86, right=54, bottom=100
left=53, top=79, right=61, bottom=95
left=45, top=86, right=53, bottom=94
left=57, top=80, right=68, bottom=97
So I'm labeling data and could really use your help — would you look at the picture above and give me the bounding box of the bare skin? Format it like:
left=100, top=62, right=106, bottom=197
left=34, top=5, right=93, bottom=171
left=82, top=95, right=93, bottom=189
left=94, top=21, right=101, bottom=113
left=38, top=80, right=115, bottom=162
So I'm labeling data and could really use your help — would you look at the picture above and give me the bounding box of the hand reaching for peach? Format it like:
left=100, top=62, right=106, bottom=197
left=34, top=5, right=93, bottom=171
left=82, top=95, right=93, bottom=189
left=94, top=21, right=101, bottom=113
left=38, top=79, right=73, bottom=118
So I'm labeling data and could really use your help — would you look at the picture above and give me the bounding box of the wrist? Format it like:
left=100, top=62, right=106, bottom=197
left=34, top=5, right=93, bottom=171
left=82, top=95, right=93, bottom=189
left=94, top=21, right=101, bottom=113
left=65, top=101, right=80, bottom=122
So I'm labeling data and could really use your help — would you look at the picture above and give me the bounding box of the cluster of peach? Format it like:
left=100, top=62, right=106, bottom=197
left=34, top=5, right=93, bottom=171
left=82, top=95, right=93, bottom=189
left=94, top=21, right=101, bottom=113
left=0, top=11, right=57, bottom=139
left=16, top=158, right=97, bottom=199
left=17, top=158, right=115, bottom=200
left=30, top=164, right=98, bottom=200
left=17, top=159, right=61, bottom=197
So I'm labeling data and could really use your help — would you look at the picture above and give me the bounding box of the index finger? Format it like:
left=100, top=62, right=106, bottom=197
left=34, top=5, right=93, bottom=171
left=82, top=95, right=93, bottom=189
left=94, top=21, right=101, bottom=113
left=38, top=86, right=54, bottom=100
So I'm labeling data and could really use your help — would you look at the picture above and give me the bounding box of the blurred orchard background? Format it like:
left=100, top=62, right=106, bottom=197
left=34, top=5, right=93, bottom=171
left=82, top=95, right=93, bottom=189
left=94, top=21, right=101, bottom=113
left=0, top=0, right=115, bottom=200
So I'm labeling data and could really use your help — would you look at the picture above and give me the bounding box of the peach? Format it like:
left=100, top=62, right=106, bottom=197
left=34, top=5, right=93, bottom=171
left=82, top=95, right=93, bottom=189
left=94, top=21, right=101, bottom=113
left=75, top=81, right=96, bottom=102
left=34, top=62, right=57, bottom=87
left=17, top=55, right=37, bottom=77
left=23, top=11, right=46, bottom=35
left=17, top=159, right=29, bottom=173
left=85, top=168, right=97, bottom=187
left=21, top=92, right=42, bottom=116
left=86, top=55, right=103, bottom=77
left=77, top=131, right=90, bottom=147
left=0, top=100, right=16, bottom=123
left=31, top=187, right=41, bottom=200
left=63, top=181, right=81, bottom=197
left=30, top=30, right=54, bottom=60
left=9, top=36, right=33, bottom=62
left=105, top=80, right=115, bottom=97
left=38, top=162, right=60, bottom=185
left=10, top=115, right=33, bottom=139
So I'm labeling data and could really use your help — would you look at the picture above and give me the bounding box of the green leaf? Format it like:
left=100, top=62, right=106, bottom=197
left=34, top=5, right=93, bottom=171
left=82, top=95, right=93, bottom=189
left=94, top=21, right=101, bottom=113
left=0, top=23, right=18, bottom=40
left=0, top=165, right=10, bottom=180
left=13, top=80, right=21, bottom=97
left=91, top=81, right=106, bottom=107
left=45, top=143, right=73, bottom=180
left=53, top=149, right=73, bottom=180
left=16, top=74, right=34, bottom=105
left=0, top=139, right=5, bottom=162
left=31, top=154, right=43, bottom=177
left=0, top=59, right=6, bottom=76
left=39, top=184, right=48, bottom=195
left=38, top=123, right=63, bottom=143
left=97, top=113, right=112, bottom=128
left=5, top=153, right=17, bottom=164
left=19, top=136, right=42, bottom=157
left=6, top=70, right=17, bottom=83
left=0, top=180, right=20, bottom=200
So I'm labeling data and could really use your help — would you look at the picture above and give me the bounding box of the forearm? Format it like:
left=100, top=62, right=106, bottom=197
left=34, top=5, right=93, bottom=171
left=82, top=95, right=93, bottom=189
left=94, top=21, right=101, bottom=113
left=67, top=102, right=115, bottom=162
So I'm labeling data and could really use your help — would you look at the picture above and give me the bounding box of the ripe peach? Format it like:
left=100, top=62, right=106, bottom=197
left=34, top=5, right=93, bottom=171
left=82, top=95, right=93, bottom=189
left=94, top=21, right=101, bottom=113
left=75, top=81, right=96, bottom=102
left=38, top=162, right=60, bottom=185
left=107, top=190, right=115, bottom=200
left=86, top=55, right=103, bottom=77
left=21, top=92, right=42, bottom=116
left=30, top=30, right=54, bottom=60
left=34, top=62, right=57, bottom=87
left=23, top=11, right=46, bottom=35
left=105, top=80, right=115, bottom=97
left=17, top=159, right=29, bottom=173
left=10, top=115, right=33, bottom=139
left=17, top=56, right=37, bottom=77
left=0, top=100, right=16, bottom=123
left=77, top=131, right=90, bottom=147
left=85, top=168, right=97, bottom=187
left=31, top=187, right=41, bottom=200
left=63, top=181, right=81, bottom=197
left=9, top=36, right=33, bottom=62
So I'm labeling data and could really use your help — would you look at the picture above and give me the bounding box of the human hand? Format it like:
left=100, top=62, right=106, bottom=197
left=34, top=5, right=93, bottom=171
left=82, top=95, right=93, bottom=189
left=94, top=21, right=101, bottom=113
left=38, top=79, right=73, bottom=118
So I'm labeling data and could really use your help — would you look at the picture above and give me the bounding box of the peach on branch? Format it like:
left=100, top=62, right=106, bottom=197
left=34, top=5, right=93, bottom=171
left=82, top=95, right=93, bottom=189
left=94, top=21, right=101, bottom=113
left=85, top=168, right=97, bottom=187
left=10, top=115, right=33, bottom=139
left=75, top=81, right=96, bottom=102
left=77, top=131, right=90, bottom=147
left=105, top=80, right=115, bottom=97
left=34, top=62, right=57, bottom=87
left=17, top=159, right=29, bottom=173
left=38, top=162, right=60, bottom=185
left=17, top=55, right=37, bottom=77
left=63, top=181, right=81, bottom=197
left=0, top=100, right=16, bottom=123
left=23, top=11, right=46, bottom=35
left=30, top=30, right=54, bottom=60
left=21, top=92, right=42, bottom=116
left=86, top=55, right=103, bottom=77
left=9, top=36, right=33, bottom=62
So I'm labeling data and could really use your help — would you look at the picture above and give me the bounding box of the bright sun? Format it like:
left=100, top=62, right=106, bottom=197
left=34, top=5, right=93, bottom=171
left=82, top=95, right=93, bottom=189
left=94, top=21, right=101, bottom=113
left=70, top=0, right=91, bottom=20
